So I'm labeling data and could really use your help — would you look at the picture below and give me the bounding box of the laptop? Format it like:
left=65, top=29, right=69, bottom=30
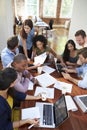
left=74, top=94, right=87, bottom=113
left=35, top=95, right=69, bottom=128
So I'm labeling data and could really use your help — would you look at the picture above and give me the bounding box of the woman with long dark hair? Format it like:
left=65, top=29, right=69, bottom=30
left=63, top=40, right=78, bottom=67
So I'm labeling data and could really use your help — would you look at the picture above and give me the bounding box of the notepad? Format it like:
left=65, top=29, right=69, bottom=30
left=34, top=86, right=54, bottom=99
left=65, top=95, right=78, bottom=111
left=54, top=81, right=72, bottom=93
left=21, top=107, right=40, bottom=120
left=35, top=73, right=56, bottom=87
left=42, top=65, right=56, bottom=74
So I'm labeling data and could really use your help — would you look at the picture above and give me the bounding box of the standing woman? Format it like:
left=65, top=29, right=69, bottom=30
left=18, top=19, right=35, bottom=61
left=63, top=40, right=78, bottom=67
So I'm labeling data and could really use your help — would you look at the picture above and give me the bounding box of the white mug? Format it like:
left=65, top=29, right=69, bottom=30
left=41, top=92, right=47, bottom=101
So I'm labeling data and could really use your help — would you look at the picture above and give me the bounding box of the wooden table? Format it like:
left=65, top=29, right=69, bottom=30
left=19, top=63, right=87, bottom=130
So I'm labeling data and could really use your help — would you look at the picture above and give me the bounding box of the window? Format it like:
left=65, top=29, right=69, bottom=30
left=43, top=0, right=57, bottom=18
left=14, top=0, right=39, bottom=20
left=25, top=0, right=39, bottom=17
left=60, top=0, right=74, bottom=18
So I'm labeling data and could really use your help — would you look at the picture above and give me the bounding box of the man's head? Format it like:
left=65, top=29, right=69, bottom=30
left=77, top=47, right=87, bottom=64
left=75, top=30, right=86, bottom=47
left=12, top=53, right=28, bottom=72
left=7, top=36, right=19, bottom=52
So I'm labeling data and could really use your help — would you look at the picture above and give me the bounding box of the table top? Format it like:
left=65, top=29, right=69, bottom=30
left=19, top=63, right=87, bottom=130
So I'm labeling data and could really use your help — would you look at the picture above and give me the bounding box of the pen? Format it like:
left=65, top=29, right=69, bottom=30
left=28, top=124, right=34, bottom=129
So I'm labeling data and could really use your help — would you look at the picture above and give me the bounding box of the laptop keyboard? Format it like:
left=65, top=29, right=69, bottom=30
left=43, top=104, right=53, bottom=125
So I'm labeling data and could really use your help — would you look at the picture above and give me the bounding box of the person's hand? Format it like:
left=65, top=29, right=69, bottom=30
left=31, top=78, right=38, bottom=85
left=60, top=62, right=66, bottom=67
left=27, top=58, right=31, bottom=63
left=61, top=72, right=71, bottom=80
left=66, top=61, right=71, bottom=65
left=35, top=93, right=42, bottom=100
left=27, top=118, right=39, bottom=126
left=35, top=63, right=41, bottom=67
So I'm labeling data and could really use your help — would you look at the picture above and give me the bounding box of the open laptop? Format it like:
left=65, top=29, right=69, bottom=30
left=74, top=94, right=87, bottom=113
left=35, top=95, right=68, bottom=128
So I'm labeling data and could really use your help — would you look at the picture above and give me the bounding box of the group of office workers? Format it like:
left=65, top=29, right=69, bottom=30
left=0, top=18, right=87, bottom=129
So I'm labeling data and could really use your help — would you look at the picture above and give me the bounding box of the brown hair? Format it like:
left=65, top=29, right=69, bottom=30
left=75, top=30, right=86, bottom=38
left=20, top=19, right=33, bottom=39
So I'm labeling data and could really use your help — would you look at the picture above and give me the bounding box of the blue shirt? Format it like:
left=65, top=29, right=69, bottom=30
left=1, top=47, right=19, bottom=68
left=0, top=90, right=26, bottom=130
left=18, top=28, right=34, bottom=50
left=76, top=64, right=87, bottom=89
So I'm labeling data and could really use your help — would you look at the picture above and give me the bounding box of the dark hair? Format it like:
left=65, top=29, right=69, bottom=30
left=7, top=36, right=19, bottom=50
left=21, top=19, right=33, bottom=39
left=63, top=40, right=76, bottom=62
left=0, top=68, right=17, bottom=90
left=75, top=30, right=86, bottom=38
left=33, top=35, right=47, bottom=48
left=77, top=47, right=87, bottom=58
left=13, top=53, right=27, bottom=63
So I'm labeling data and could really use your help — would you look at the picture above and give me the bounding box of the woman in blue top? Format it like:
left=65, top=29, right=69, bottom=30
left=63, top=40, right=78, bottom=67
left=0, top=68, right=41, bottom=130
left=18, top=19, right=35, bottom=61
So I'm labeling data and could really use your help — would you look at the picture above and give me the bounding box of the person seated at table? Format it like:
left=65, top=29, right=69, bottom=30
left=32, top=35, right=64, bottom=64
left=1, top=36, right=19, bottom=68
left=62, top=47, right=87, bottom=89
left=62, top=39, right=78, bottom=68
left=0, top=68, right=41, bottom=129
left=7, top=53, right=38, bottom=93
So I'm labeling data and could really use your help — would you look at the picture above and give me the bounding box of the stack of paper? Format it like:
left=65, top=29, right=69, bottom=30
left=34, top=86, right=54, bottom=99
left=35, top=73, right=57, bottom=87
left=22, top=107, right=40, bottom=120
left=33, top=52, right=47, bottom=65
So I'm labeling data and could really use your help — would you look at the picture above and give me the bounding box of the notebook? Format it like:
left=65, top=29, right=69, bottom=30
left=35, top=95, right=68, bottom=128
left=74, top=94, right=87, bottom=113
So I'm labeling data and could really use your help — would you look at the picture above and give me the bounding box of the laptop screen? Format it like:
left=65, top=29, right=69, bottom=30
left=54, top=95, right=68, bottom=127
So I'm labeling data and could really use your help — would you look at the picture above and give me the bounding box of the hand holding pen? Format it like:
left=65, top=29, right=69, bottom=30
left=28, top=118, right=40, bottom=129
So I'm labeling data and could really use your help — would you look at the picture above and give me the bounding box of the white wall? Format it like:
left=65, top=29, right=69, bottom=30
left=69, top=0, right=87, bottom=41
left=0, top=0, right=14, bottom=53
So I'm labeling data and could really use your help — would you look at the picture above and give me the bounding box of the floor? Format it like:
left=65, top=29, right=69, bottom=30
left=47, top=27, right=69, bottom=55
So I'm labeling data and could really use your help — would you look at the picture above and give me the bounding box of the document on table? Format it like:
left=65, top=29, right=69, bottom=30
left=33, top=52, right=47, bottom=65
left=54, top=81, right=72, bottom=93
left=35, top=73, right=57, bottom=87
left=65, top=95, right=78, bottom=111
left=22, top=107, right=40, bottom=120
left=28, top=80, right=34, bottom=90
left=42, top=65, right=56, bottom=74
left=34, top=86, right=54, bottom=99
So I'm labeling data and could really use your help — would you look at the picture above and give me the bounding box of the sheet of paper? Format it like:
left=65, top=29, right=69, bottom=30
left=54, top=81, right=72, bottom=93
left=28, top=80, right=34, bottom=90
left=35, top=73, right=57, bottom=87
left=65, top=95, right=78, bottom=111
left=22, top=107, right=40, bottom=120
left=42, top=65, right=55, bottom=74
left=34, top=86, right=54, bottom=99
left=33, top=52, right=47, bottom=65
